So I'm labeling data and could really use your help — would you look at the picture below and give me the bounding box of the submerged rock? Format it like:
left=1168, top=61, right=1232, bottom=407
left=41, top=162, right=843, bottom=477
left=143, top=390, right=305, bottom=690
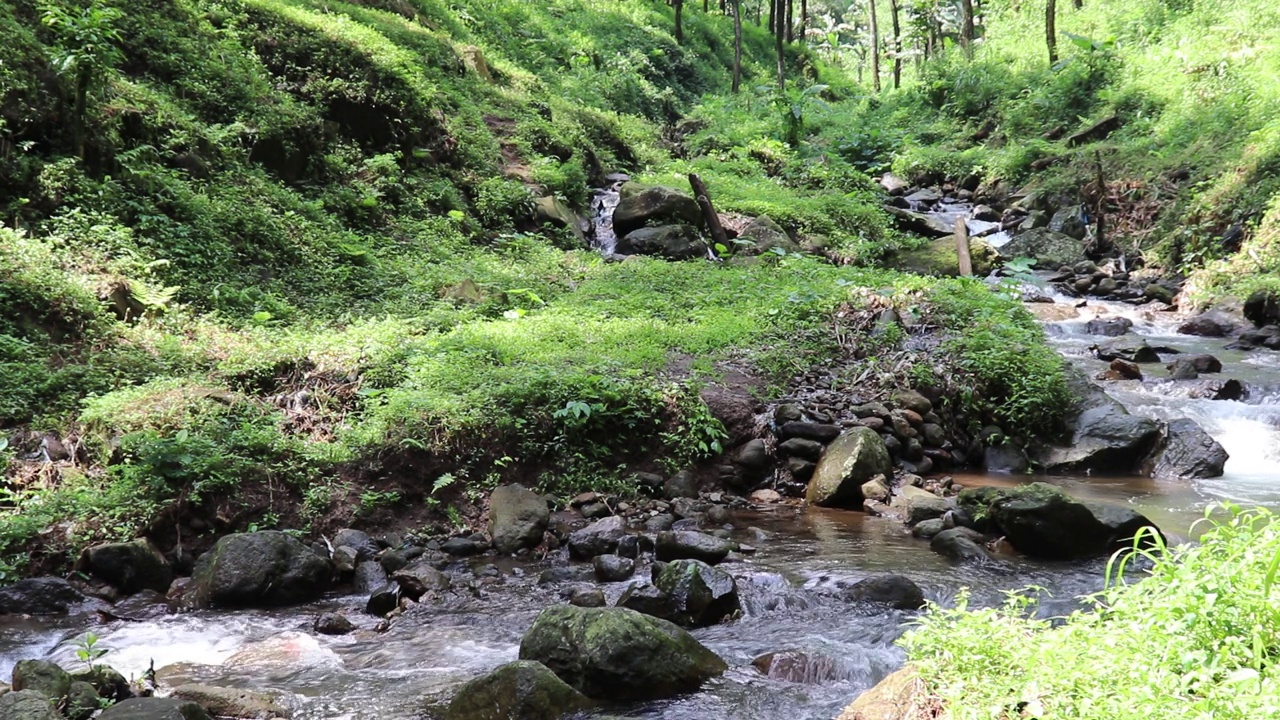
left=171, top=685, right=290, bottom=720
left=443, top=660, right=590, bottom=720
left=752, top=650, right=852, bottom=685
left=844, top=575, right=926, bottom=610
left=805, top=427, right=893, bottom=508
left=188, top=531, right=331, bottom=609
left=518, top=606, right=726, bottom=701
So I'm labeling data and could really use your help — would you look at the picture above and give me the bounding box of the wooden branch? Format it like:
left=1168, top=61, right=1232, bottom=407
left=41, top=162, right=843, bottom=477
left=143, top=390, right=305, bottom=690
left=688, top=173, right=730, bottom=252
left=955, top=218, right=973, bottom=277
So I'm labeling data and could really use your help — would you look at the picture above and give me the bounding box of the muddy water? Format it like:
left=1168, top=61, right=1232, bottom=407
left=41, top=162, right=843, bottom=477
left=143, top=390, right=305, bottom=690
left=5, top=294, right=1280, bottom=719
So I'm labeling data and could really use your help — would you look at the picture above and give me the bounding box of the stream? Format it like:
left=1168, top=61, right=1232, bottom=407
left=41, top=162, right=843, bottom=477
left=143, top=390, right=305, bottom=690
left=4, top=280, right=1280, bottom=719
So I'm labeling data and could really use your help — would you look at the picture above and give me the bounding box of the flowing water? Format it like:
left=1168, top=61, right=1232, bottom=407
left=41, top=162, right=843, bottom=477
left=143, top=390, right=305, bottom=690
left=5, top=278, right=1280, bottom=718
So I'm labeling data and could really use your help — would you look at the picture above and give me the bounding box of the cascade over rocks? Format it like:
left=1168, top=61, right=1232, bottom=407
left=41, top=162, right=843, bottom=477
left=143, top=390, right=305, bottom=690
left=187, top=531, right=331, bottom=609
left=517, top=606, right=727, bottom=701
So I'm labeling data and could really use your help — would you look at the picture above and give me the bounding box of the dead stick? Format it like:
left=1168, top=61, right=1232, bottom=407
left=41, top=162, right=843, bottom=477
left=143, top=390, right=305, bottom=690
left=688, top=173, right=730, bottom=252
left=955, top=217, right=973, bottom=277
left=1094, top=149, right=1107, bottom=253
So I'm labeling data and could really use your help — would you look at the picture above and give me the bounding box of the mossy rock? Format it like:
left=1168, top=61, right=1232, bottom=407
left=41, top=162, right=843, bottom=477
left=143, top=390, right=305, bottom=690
left=187, top=531, right=332, bottom=609
left=890, top=236, right=999, bottom=277
left=0, top=690, right=62, bottom=720
left=613, top=183, right=702, bottom=236
left=517, top=606, right=726, bottom=701
left=443, top=661, right=590, bottom=720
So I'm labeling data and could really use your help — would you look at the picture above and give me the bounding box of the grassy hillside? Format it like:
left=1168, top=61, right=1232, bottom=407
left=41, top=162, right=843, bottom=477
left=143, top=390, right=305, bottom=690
left=0, top=0, right=1072, bottom=574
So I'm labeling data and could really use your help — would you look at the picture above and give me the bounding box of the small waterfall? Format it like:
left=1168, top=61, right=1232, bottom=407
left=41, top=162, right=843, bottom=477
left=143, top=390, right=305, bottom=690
left=589, top=174, right=627, bottom=255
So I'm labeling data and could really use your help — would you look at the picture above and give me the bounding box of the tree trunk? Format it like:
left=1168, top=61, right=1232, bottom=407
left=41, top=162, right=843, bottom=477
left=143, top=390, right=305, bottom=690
left=1046, top=0, right=1058, bottom=64
left=801, top=0, right=807, bottom=42
left=767, top=0, right=774, bottom=34
left=675, top=0, right=684, bottom=43
left=960, top=0, right=975, bottom=55
left=869, top=0, right=881, bottom=92
left=955, top=218, right=973, bottom=276
left=1073, top=0, right=1082, bottom=7
left=786, top=0, right=794, bottom=43
left=889, top=0, right=901, bottom=89
left=732, top=0, right=743, bottom=92
left=774, top=0, right=786, bottom=88
left=689, top=174, right=730, bottom=252
left=704, top=0, right=709, bottom=13
left=74, top=68, right=89, bottom=160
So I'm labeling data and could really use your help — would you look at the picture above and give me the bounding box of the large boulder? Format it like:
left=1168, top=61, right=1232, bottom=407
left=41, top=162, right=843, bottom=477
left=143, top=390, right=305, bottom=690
left=1243, top=289, right=1280, bottom=327
left=170, top=685, right=289, bottom=720
left=735, top=215, right=800, bottom=255
left=0, top=690, right=62, bottom=720
left=654, top=531, right=732, bottom=565
left=1048, top=205, right=1089, bottom=240
left=78, top=538, right=173, bottom=595
left=443, top=661, right=590, bottom=720
left=890, top=235, right=1000, bottom=277
left=188, top=531, right=331, bottom=608
left=805, top=427, right=892, bottom=508
left=391, top=560, right=451, bottom=600
left=962, top=483, right=1161, bottom=559
left=998, top=228, right=1087, bottom=268
left=617, top=225, right=708, bottom=260
left=567, top=516, right=628, bottom=560
left=518, top=606, right=726, bottom=701
left=653, top=559, right=741, bottom=627
left=1147, top=418, right=1228, bottom=480
left=11, top=660, right=71, bottom=701
left=1034, top=371, right=1161, bottom=474
left=488, top=484, right=550, bottom=554
left=612, top=183, right=702, bottom=237
left=98, top=697, right=213, bottom=720
left=0, top=577, right=86, bottom=615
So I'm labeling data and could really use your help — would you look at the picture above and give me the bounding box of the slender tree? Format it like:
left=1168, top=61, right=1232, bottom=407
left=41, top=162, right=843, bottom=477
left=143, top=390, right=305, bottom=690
left=40, top=0, right=124, bottom=161
left=1046, top=0, right=1058, bottom=63
left=801, top=0, right=808, bottom=41
left=786, top=0, right=794, bottom=43
left=774, top=0, right=786, bottom=88
left=732, top=0, right=743, bottom=92
left=889, top=0, right=902, bottom=89
left=869, top=0, right=881, bottom=92
left=674, top=0, right=684, bottom=43
left=960, top=0, right=975, bottom=54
